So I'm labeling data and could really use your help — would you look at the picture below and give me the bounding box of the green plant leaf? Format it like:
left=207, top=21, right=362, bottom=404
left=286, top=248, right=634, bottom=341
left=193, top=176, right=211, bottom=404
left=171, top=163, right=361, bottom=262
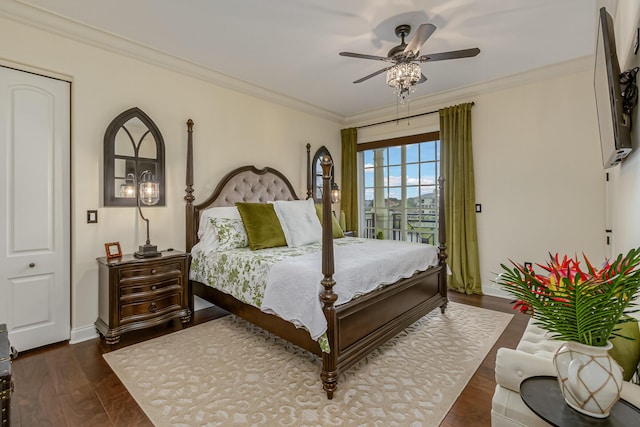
left=496, top=248, right=640, bottom=346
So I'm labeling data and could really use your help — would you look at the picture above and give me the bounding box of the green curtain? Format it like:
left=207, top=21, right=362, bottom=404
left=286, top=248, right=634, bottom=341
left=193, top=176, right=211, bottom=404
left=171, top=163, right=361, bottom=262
left=440, top=103, right=482, bottom=294
left=340, top=128, right=358, bottom=234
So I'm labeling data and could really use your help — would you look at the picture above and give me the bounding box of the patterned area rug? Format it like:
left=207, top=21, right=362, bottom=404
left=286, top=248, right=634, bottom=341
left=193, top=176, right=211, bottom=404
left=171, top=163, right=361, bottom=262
left=104, top=302, right=512, bottom=426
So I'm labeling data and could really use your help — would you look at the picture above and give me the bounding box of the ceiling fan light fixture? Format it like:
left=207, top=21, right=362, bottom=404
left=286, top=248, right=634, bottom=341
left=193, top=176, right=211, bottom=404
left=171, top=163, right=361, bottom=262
left=386, top=63, right=421, bottom=102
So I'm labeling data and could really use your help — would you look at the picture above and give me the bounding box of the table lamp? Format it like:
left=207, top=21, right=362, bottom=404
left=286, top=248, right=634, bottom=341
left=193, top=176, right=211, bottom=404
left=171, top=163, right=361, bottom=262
left=134, top=170, right=161, bottom=258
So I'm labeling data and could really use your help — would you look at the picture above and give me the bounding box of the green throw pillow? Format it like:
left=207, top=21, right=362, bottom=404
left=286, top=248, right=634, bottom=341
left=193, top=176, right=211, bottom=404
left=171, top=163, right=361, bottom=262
left=609, top=316, right=640, bottom=382
left=236, top=203, right=287, bottom=250
left=314, top=204, right=344, bottom=238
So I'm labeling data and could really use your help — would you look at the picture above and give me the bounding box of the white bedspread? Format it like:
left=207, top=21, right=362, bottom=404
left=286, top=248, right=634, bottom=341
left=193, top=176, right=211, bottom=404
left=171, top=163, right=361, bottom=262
left=261, top=239, right=439, bottom=340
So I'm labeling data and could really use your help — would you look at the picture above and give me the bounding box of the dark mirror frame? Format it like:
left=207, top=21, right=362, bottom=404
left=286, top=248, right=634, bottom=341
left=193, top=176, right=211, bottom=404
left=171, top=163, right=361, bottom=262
left=103, top=107, right=165, bottom=207
left=311, top=145, right=334, bottom=203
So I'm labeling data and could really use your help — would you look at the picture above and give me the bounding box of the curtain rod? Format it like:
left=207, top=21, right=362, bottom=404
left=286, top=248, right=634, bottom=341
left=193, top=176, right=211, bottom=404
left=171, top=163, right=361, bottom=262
left=355, top=101, right=475, bottom=129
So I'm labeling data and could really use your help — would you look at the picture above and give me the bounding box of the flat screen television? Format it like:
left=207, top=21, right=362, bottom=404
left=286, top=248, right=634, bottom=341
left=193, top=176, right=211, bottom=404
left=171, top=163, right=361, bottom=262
left=594, top=7, right=632, bottom=169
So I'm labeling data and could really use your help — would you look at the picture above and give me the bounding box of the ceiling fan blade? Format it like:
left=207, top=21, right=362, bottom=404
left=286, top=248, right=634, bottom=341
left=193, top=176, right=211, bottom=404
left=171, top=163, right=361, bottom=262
left=353, top=66, right=392, bottom=84
left=418, top=73, right=427, bottom=84
left=339, top=51, right=392, bottom=62
left=418, top=47, right=480, bottom=62
left=404, top=23, right=436, bottom=56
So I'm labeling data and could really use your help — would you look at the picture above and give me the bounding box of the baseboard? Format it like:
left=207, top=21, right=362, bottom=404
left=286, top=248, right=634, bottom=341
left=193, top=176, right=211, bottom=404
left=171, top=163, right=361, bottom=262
left=482, top=286, right=511, bottom=299
left=69, top=324, right=99, bottom=344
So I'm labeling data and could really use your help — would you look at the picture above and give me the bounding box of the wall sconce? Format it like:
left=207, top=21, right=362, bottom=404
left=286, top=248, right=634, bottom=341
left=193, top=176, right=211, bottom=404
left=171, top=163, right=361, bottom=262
left=331, top=182, right=341, bottom=204
left=134, top=170, right=161, bottom=258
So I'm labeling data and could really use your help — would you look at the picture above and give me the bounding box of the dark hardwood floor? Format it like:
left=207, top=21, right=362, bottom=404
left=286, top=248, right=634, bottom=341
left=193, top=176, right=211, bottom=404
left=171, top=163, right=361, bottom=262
left=7, top=293, right=528, bottom=426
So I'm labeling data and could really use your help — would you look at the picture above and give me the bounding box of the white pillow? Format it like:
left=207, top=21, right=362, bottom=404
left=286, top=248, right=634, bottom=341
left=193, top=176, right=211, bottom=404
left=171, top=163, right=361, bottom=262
left=272, top=199, right=322, bottom=247
left=198, top=206, right=242, bottom=247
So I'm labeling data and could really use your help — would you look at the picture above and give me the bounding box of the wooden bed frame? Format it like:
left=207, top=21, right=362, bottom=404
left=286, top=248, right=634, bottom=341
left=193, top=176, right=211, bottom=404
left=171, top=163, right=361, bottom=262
left=184, top=120, right=448, bottom=398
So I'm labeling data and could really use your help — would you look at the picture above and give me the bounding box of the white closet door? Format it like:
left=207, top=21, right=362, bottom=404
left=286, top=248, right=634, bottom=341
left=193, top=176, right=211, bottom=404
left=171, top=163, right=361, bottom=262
left=0, top=66, right=70, bottom=351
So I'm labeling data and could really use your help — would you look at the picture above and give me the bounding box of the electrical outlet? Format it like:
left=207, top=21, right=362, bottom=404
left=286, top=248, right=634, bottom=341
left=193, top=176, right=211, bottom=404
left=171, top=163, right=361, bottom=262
left=524, top=262, right=533, bottom=271
left=475, top=203, right=481, bottom=213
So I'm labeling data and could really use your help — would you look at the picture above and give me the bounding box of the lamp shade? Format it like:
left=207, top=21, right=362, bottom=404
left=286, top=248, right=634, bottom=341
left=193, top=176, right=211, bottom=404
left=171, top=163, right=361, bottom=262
left=331, top=182, right=341, bottom=203
left=139, top=170, right=159, bottom=206
left=119, top=173, right=136, bottom=198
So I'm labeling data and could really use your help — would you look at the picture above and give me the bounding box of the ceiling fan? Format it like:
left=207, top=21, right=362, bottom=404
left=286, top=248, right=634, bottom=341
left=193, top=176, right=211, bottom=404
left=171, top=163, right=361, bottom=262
left=339, top=23, right=480, bottom=99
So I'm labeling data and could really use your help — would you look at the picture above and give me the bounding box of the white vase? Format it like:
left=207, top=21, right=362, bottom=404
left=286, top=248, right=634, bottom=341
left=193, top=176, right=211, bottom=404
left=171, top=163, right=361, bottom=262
left=553, top=340, right=624, bottom=418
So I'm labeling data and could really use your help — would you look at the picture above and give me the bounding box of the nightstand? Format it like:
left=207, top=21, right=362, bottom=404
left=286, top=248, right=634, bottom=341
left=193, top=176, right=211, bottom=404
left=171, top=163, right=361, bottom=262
left=95, top=250, right=191, bottom=344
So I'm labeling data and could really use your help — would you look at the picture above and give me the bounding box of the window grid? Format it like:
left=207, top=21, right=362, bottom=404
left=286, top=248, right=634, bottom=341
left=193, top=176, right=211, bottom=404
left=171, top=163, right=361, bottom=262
left=362, top=139, right=439, bottom=244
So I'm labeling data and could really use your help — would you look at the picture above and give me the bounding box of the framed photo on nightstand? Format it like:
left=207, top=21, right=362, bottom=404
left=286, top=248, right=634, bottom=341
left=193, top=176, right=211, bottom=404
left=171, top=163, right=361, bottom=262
left=104, top=242, right=122, bottom=260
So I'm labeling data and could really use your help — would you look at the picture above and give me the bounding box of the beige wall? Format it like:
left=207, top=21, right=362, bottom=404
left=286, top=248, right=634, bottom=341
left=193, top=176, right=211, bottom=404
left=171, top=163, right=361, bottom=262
left=473, top=70, right=605, bottom=295
left=0, top=16, right=342, bottom=339
left=351, top=64, right=606, bottom=297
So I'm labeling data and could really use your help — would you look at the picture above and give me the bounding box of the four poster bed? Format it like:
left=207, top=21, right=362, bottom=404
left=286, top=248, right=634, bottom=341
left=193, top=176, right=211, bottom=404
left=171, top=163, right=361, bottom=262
left=184, top=119, right=448, bottom=398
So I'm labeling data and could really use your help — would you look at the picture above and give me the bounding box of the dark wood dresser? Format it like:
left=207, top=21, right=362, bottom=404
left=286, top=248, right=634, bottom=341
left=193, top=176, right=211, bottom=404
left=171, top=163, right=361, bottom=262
left=95, top=250, right=191, bottom=344
left=0, top=324, right=15, bottom=426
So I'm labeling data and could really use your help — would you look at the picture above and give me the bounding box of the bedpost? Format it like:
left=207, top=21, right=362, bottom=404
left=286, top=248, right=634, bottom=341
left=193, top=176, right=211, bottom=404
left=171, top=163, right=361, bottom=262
left=438, top=175, right=448, bottom=312
left=306, top=143, right=312, bottom=199
left=185, top=119, right=195, bottom=253
left=319, top=155, right=338, bottom=399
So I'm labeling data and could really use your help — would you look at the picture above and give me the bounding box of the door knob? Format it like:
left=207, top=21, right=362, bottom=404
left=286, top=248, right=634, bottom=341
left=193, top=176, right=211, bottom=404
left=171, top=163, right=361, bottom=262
left=29, top=262, right=35, bottom=268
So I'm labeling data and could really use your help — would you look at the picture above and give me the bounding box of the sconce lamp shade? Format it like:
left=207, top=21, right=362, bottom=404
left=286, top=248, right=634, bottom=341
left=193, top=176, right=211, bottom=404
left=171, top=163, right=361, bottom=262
left=331, top=182, right=341, bottom=204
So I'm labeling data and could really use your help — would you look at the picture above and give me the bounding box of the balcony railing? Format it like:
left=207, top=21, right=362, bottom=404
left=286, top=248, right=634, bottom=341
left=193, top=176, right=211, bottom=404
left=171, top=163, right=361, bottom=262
left=362, top=211, right=437, bottom=244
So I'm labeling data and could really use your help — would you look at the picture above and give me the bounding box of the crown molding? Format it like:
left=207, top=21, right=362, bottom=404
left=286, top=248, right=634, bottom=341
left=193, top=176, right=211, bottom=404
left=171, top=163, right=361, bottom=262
left=1, top=0, right=594, bottom=127
left=344, top=55, right=594, bottom=128
left=0, top=0, right=343, bottom=123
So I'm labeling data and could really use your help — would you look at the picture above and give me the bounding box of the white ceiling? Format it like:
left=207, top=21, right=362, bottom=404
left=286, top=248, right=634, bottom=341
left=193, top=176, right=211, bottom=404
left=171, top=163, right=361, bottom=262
left=19, top=0, right=598, bottom=117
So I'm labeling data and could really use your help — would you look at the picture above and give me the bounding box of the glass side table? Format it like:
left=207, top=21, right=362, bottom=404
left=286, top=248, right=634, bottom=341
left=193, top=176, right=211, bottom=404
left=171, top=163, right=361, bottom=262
left=520, top=376, right=640, bottom=426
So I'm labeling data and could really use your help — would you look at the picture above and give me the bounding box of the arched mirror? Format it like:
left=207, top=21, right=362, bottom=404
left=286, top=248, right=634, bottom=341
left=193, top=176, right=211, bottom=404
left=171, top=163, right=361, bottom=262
left=311, top=145, right=335, bottom=202
left=104, top=107, right=165, bottom=206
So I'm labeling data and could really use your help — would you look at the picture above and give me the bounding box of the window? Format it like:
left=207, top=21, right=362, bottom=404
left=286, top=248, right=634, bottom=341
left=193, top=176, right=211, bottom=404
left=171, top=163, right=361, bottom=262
left=359, top=132, right=439, bottom=243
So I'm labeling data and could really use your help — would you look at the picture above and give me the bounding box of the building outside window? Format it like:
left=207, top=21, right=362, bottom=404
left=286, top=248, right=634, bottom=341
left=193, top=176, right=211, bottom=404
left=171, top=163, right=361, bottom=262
left=359, top=132, right=440, bottom=244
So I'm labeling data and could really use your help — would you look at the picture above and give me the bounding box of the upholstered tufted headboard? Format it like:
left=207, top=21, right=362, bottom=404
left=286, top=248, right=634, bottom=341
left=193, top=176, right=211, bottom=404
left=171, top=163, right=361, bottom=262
left=202, top=166, right=298, bottom=207
left=185, top=164, right=299, bottom=252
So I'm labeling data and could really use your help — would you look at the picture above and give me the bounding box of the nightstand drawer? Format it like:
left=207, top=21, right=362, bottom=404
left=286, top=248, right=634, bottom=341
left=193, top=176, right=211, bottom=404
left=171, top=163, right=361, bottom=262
left=117, top=261, right=183, bottom=281
left=120, top=292, right=183, bottom=323
left=120, top=279, right=182, bottom=299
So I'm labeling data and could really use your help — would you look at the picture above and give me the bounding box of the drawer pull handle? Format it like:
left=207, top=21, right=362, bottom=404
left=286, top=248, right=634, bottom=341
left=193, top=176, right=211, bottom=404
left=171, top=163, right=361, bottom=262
left=151, top=285, right=157, bottom=291
left=150, top=269, right=157, bottom=274
left=29, top=262, right=35, bottom=268
left=149, top=302, right=158, bottom=313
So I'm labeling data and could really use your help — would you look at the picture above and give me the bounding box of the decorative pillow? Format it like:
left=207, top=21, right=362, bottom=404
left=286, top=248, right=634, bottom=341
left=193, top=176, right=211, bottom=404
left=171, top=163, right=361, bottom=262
left=236, top=202, right=287, bottom=250
left=272, top=199, right=322, bottom=247
left=210, top=217, right=248, bottom=250
left=314, top=204, right=345, bottom=239
left=609, top=316, right=640, bottom=382
left=197, top=206, right=242, bottom=247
